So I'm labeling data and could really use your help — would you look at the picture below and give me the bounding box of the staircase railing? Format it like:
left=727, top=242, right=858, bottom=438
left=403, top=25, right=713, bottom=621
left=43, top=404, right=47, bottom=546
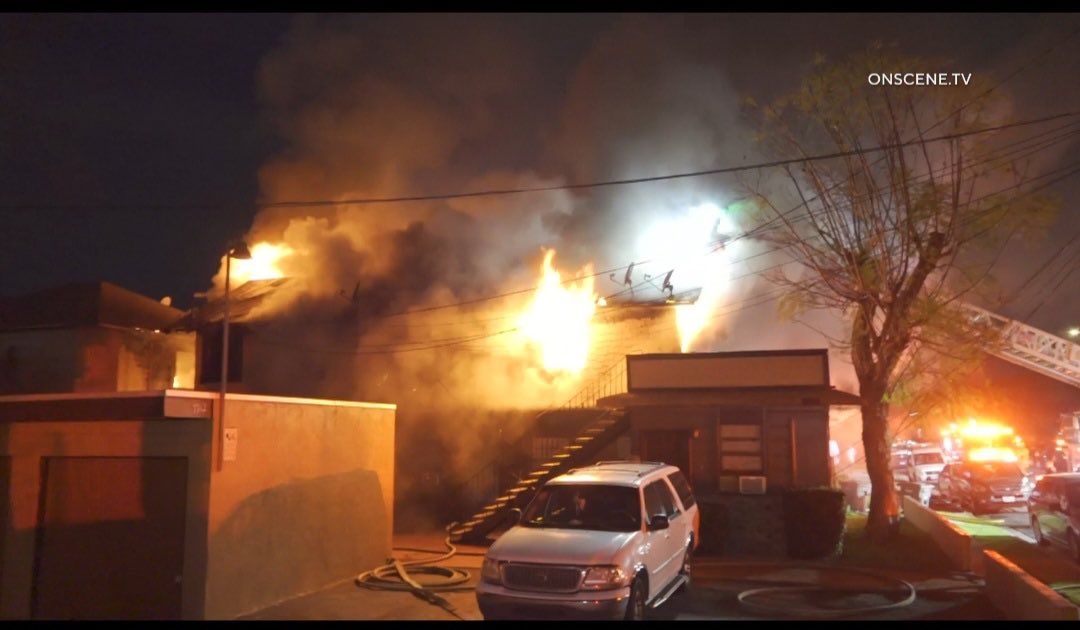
left=454, top=354, right=633, bottom=514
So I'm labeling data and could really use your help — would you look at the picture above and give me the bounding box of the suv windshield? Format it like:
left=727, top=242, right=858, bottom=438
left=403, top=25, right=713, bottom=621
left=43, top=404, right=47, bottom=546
left=971, top=461, right=1023, bottom=479
left=913, top=452, right=944, bottom=465
left=522, top=484, right=641, bottom=532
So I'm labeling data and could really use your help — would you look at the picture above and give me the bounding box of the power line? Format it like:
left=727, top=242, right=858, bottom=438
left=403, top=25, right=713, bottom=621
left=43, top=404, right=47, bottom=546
left=254, top=112, right=1080, bottom=208
left=248, top=146, right=1080, bottom=357
left=257, top=119, right=1080, bottom=334
left=238, top=123, right=1080, bottom=352
left=3, top=111, right=1078, bottom=215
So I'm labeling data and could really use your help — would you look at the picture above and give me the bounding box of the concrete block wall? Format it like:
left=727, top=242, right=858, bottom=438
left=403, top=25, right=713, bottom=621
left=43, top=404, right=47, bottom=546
left=903, top=496, right=1080, bottom=620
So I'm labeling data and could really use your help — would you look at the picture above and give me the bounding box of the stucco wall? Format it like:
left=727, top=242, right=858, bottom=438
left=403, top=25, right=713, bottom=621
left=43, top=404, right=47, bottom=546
left=203, top=396, right=395, bottom=620
left=0, top=328, right=194, bottom=395
left=0, top=418, right=212, bottom=619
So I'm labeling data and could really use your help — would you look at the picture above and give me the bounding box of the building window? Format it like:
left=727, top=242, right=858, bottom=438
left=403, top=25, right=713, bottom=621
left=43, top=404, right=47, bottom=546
left=718, top=423, right=763, bottom=473
left=198, top=323, right=245, bottom=385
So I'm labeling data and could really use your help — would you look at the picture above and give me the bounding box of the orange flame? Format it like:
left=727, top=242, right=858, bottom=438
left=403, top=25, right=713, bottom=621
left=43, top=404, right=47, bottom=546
left=517, top=249, right=597, bottom=375
left=216, top=242, right=293, bottom=288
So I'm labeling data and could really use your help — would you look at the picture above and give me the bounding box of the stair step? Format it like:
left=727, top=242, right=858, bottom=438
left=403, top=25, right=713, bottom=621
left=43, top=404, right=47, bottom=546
left=574, top=436, right=594, bottom=443
left=508, top=487, right=528, bottom=495
left=527, top=470, right=549, bottom=478
left=566, top=445, right=584, bottom=451
left=553, top=453, right=572, bottom=460
left=483, top=503, right=504, bottom=511
left=540, top=462, right=561, bottom=468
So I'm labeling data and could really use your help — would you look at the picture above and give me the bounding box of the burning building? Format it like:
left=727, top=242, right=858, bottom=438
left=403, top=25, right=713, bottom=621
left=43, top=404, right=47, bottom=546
left=0, top=281, right=195, bottom=395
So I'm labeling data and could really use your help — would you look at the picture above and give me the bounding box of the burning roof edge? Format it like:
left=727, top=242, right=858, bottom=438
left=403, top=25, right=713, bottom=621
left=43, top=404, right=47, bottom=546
left=176, top=277, right=293, bottom=329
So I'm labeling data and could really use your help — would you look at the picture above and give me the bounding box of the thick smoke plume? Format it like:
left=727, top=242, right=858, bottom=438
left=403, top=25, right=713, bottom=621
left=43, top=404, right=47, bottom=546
left=209, top=16, right=1077, bottom=505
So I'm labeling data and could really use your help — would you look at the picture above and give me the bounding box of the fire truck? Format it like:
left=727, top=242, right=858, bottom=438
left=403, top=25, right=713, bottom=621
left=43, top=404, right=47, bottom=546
left=939, top=419, right=1028, bottom=467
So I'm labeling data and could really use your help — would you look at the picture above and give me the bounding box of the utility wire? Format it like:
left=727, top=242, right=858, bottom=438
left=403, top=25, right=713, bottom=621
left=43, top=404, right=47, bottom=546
left=3, top=111, right=1078, bottom=214
left=243, top=151, right=1080, bottom=356
left=243, top=115, right=1080, bottom=332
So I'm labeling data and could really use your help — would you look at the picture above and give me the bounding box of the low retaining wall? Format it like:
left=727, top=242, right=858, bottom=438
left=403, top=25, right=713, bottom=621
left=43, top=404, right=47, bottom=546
left=901, top=496, right=975, bottom=571
left=902, top=496, right=1079, bottom=620
left=983, top=550, right=1080, bottom=620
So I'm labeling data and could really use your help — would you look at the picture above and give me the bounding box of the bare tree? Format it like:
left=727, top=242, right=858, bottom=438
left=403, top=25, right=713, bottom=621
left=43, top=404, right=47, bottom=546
left=745, top=46, right=1060, bottom=541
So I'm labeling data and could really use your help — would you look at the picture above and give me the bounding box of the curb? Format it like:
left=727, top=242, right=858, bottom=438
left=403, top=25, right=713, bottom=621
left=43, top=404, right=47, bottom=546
left=902, top=496, right=1079, bottom=620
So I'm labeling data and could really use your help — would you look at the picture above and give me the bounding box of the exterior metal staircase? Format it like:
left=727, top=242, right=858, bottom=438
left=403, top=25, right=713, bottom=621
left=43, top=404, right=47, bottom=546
left=448, top=407, right=630, bottom=544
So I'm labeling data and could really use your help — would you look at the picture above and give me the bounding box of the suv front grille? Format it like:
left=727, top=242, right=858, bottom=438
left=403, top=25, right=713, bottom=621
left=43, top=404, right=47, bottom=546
left=502, top=564, right=584, bottom=592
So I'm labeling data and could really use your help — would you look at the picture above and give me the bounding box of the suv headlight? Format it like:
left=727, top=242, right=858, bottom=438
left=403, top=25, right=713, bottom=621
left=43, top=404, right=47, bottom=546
left=481, top=558, right=503, bottom=585
left=582, top=566, right=631, bottom=591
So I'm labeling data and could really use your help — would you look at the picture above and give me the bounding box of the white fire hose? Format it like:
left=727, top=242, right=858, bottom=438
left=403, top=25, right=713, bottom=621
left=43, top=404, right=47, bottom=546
left=355, top=527, right=475, bottom=620
left=692, top=561, right=919, bottom=618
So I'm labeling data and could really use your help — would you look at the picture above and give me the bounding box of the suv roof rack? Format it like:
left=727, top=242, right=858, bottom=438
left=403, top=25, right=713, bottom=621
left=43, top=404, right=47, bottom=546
left=571, top=461, right=669, bottom=477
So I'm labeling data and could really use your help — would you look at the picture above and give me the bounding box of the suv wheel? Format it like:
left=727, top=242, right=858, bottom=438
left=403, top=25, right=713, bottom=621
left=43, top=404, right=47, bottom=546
left=1032, top=516, right=1048, bottom=546
left=625, top=575, right=647, bottom=620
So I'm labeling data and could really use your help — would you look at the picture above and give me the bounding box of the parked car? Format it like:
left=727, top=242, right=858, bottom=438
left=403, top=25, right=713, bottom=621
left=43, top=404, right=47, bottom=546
left=905, top=446, right=946, bottom=484
left=476, top=461, right=699, bottom=620
left=934, top=460, right=1030, bottom=515
left=1028, top=473, right=1080, bottom=562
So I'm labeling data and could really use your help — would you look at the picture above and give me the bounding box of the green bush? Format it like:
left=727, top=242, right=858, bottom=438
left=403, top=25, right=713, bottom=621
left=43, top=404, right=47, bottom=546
left=783, top=487, right=846, bottom=559
left=696, top=502, right=726, bottom=556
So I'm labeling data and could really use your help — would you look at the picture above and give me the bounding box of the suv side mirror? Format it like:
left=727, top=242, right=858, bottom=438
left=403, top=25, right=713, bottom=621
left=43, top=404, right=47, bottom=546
left=509, top=508, right=523, bottom=525
left=649, top=514, right=670, bottom=531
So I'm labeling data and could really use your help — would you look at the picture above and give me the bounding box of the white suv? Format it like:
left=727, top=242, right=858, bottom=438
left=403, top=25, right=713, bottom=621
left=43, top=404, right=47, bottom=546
left=475, top=461, right=700, bottom=620
left=906, top=446, right=947, bottom=484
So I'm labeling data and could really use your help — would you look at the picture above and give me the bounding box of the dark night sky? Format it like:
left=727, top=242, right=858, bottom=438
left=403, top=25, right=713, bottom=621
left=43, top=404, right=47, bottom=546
left=1, top=13, right=1078, bottom=335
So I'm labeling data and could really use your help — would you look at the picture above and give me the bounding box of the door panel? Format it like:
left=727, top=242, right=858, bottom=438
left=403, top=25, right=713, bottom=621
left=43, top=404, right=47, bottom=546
left=33, top=457, right=188, bottom=619
left=639, top=431, right=691, bottom=478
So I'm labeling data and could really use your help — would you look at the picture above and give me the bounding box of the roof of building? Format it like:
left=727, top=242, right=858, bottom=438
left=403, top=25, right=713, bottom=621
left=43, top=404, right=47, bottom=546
left=0, top=281, right=185, bottom=332
left=176, top=277, right=292, bottom=329
left=0, top=389, right=395, bottom=422
left=596, top=385, right=861, bottom=409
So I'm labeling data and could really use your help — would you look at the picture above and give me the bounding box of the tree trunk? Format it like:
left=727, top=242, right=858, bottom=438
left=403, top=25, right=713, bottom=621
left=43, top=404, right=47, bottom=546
left=861, top=388, right=901, bottom=542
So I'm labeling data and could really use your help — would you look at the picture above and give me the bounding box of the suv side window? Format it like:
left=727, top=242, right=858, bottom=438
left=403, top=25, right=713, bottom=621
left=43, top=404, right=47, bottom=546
left=668, top=471, right=697, bottom=510
left=644, top=480, right=678, bottom=521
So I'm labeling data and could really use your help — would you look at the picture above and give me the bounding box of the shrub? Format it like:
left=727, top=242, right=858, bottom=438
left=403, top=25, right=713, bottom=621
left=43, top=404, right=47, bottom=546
left=783, top=487, right=846, bottom=559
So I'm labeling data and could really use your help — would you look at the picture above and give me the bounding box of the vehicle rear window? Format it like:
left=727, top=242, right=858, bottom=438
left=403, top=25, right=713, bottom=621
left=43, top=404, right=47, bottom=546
left=913, top=452, right=944, bottom=465
left=971, top=462, right=1023, bottom=478
left=667, top=471, right=697, bottom=509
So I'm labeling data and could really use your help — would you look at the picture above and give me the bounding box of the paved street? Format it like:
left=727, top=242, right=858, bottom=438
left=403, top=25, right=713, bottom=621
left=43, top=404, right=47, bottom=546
left=244, top=534, right=1002, bottom=621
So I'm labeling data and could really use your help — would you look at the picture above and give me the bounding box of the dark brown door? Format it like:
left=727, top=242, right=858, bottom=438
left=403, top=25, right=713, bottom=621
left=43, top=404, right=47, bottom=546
left=639, top=430, right=692, bottom=478
left=33, top=457, right=188, bottom=619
